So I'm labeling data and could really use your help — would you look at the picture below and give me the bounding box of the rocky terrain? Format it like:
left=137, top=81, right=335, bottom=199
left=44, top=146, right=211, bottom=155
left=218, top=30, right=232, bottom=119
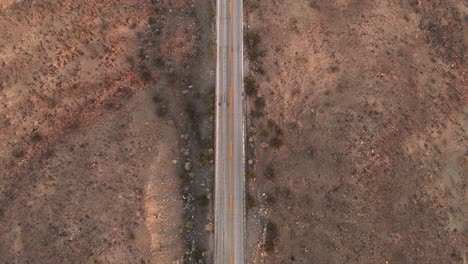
left=244, top=0, right=467, bottom=263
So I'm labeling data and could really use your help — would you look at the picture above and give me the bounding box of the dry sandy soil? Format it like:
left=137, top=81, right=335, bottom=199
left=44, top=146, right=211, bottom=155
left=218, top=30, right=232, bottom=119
left=0, top=0, right=212, bottom=263
left=245, top=0, right=467, bottom=263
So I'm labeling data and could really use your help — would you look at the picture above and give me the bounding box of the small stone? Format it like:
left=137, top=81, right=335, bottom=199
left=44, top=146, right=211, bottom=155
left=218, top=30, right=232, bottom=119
left=261, top=142, right=269, bottom=148
left=184, top=162, right=192, bottom=172
left=248, top=159, right=254, bottom=165
left=248, top=137, right=254, bottom=143
left=171, top=159, right=178, bottom=165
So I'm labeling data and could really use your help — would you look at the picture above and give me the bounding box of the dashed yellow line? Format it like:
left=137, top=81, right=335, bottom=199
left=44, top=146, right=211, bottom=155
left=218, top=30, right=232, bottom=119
left=228, top=0, right=233, bottom=263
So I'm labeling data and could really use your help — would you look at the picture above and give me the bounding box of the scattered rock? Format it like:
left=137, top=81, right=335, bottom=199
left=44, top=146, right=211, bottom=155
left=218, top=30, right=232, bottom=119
left=248, top=159, right=254, bottom=165
left=183, top=149, right=190, bottom=156
left=184, top=162, right=192, bottom=172
left=248, top=137, right=254, bottom=143
left=261, top=142, right=269, bottom=148
left=171, top=159, right=178, bottom=165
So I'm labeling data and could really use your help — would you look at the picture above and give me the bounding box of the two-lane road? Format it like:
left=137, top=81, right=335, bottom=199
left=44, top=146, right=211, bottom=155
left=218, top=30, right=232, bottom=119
left=214, top=0, right=245, bottom=263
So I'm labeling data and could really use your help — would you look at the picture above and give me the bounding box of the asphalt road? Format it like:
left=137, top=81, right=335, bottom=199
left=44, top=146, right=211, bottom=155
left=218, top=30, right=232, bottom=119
left=214, top=0, right=245, bottom=263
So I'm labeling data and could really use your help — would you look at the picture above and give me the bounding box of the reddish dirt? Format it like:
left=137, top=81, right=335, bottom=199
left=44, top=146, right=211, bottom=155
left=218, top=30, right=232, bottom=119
left=0, top=0, right=203, bottom=263
left=245, top=0, right=467, bottom=263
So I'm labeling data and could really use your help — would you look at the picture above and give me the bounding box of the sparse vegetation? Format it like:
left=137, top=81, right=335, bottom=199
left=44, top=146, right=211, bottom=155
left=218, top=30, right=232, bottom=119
left=245, top=30, right=261, bottom=62
left=152, top=93, right=169, bottom=117
left=244, top=76, right=257, bottom=96
left=185, top=220, right=194, bottom=230
left=148, top=17, right=157, bottom=25
left=126, top=229, right=135, bottom=240
left=30, top=130, right=42, bottom=142
left=264, top=220, right=278, bottom=253
left=269, top=136, right=283, bottom=148
left=247, top=193, right=255, bottom=209
left=44, top=148, right=55, bottom=159
left=265, top=165, right=275, bottom=179
left=200, top=152, right=211, bottom=166
left=3, top=119, right=11, bottom=127
left=308, top=0, right=318, bottom=9
left=205, top=222, right=214, bottom=231
left=250, top=110, right=264, bottom=118
left=67, top=120, right=80, bottom=130
left=245, top=0, right=466, bottom=263
left=179, top=171, right=191, bottom=181
left=152, top=94, right=163, bottom=103
left=151, top=57, right=165, bottom=67
left=265, top=193, right=276, bottom=205
left=248, top=171, right=256, bottom=179
left=156, top=104, right=168, bottom=117
left=139, top=67, right=152, bottom=82
left=254, top=97, right=265, bottom=110
left=0, top=1, right=201, bottom=263
left=259, top=129, right=269, bottom=137
left=12, top=146, right=25, bottom=158
left=196, top=194, right=210, bottom=207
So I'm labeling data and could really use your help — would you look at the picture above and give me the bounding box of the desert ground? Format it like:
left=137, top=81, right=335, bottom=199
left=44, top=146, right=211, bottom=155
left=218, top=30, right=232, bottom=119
left=245, top=0, right=467, bottom=263
left=0, top=0, right=215, bottom=263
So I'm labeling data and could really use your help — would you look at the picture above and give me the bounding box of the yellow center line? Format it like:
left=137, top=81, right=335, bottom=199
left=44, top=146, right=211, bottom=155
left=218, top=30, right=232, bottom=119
left=228, top=0, right=233, bottom=264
